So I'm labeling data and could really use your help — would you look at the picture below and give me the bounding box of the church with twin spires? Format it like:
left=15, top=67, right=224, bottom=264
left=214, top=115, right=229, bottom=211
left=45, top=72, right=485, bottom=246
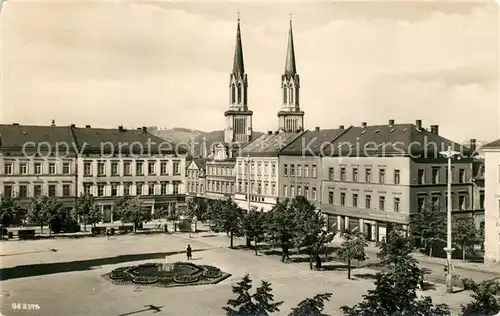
left=223, top=15, right=305, bottom=147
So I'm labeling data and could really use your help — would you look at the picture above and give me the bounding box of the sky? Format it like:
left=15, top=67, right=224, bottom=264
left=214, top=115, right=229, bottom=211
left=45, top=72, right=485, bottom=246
left=1, top=0, right=498, bottom=143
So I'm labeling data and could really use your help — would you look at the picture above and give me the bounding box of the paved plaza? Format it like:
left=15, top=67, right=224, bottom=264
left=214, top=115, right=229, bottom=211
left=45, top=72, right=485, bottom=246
left=0, top=233, right=490, bottom=316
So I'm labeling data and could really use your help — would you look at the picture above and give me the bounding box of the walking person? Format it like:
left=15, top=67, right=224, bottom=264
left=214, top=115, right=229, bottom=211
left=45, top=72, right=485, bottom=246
left=186, top=244, right=192, bottom=260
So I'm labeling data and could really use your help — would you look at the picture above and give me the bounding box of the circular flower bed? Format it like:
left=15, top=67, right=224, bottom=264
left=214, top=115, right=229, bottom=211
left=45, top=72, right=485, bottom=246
left=109, top=271, right=129, bottom=280
left=173, top=274, right=199, bottom=284
left=132, top=276, right=159, bottom=285
left=202, top=269, right=222, bottom=278
left=112, top=267, right=129, bottom=273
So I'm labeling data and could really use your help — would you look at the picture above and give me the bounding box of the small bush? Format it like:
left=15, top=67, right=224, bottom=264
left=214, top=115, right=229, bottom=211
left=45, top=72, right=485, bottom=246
left=173, top=275, right=199, bottom=284
left=132, top=276, right=159, bottom=284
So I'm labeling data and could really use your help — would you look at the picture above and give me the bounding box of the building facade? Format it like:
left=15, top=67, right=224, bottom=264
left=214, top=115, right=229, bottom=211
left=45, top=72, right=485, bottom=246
left=482, top=139, right=500, bottom=264
left=205, top=142, right=236, bottom=201
left=319, top=120, right=474, bottom=242
left=186, top=159, right=206, bottom=198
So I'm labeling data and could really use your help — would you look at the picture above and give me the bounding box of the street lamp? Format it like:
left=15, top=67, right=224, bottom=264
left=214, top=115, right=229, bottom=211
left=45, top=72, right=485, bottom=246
left=245, top=155, right=254, bottom=213
left=439, top=145, right=461, bottom=293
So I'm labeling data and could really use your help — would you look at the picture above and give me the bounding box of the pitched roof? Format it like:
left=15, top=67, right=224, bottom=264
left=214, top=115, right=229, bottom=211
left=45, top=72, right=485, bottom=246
left=233, top=20, right=245, bottom=75
left=72, top=126, right=180, bottom=155
left=0, top=124, right=76, bottom=154
left=239, top=131, right=305, bottom=157
left=284, top=20, right=297, bottom=76
left=482, top=139, right=500, bottom=149
left=321, top=123, right=472, bottom=157
left=193, top=158, right=207, bottom=170
left=280, top=127, right=348, bottom=155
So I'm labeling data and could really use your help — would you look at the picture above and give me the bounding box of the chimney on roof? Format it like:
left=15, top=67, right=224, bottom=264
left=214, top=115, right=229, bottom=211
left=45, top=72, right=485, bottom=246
left=85, top=125, right=91, bottom=128
left=415, top=119, right=422, bottom=130
left=430, top=125, right=439, bottom=135
left=389, top=119, right=395, bottom=127
left=274, top=131, right=279, bottom=135
left=70, top=124, right=76, bottom=128
left=12, top=123, right=19, bottom=126
left=470, top=138, right=477, bottom=152
left=268, top=131, right=272, bottom=135
left=51, top=119, right=56, bottom=127
left=361, top=122, right=367, bottom=128
left=315, top=126, right=320, bottom=131
left=339, top=125, right=344, bottom=130
left=142, top=126, right=147, bottom=132
left=119, top=125, right=124, bottom=132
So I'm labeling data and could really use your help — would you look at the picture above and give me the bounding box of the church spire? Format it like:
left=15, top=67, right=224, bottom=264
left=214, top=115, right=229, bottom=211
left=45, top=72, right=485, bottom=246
left=232, top=13, right=245, bottom=75
left=284, top=14, right=297, bottom=76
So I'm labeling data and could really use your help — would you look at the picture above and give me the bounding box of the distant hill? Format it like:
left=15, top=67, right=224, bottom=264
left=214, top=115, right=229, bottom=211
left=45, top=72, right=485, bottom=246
left=149, top=127, right=205, bottom=144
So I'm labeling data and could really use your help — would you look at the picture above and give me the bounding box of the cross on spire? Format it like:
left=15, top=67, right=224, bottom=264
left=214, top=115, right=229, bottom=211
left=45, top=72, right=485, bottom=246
left=289, top=12, right=293, bottom=22
left=237, top=10, right=240, bottom=22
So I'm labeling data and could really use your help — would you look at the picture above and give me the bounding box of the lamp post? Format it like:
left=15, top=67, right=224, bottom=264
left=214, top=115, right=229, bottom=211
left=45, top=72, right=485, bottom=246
left=245, top=155, right=253, bottom=247
left=439, top=145, right=461, bottom=293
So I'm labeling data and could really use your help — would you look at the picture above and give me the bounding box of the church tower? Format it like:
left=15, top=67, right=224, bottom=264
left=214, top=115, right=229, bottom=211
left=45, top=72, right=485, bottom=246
left=278, top=17, right=304, bottom=132
left=224, top=15, right=253, bottom=144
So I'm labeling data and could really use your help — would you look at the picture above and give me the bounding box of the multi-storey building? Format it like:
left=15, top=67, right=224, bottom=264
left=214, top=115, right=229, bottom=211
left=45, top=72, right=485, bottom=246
left=0, top=123, right=78, bottom=210
left=205, top=142, right=236, bottom=201
left=319, top=120, right=475, bottom=242
left=186, top=158, right=206, bottom=198
left=73, top=125, right=185, bottom=222
left=471, top=156, right=485, bottom=231
left=234, top=131, right=304, bottom=211
left=278, top=126, right=347, bottom=209
left=482, top=139, right=500, bottom=264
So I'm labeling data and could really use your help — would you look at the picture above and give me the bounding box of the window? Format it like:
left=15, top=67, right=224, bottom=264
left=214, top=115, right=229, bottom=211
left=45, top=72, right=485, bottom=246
left=290, top=164, right=295, bottom=177
left=136, top=162, right=144, bottom=175
left=3, top=185, right=12, bottom=197
left=257, top=163, right=261, bottom=175
left=479, top=192, right=485, bottom=209
left=173, top=161, right=181, bottom=175
left=63, top=184, right=70, bottom=196
left=366, top=195, right=371, bottom=209
left=328, top=191, right=334, bottom=204
left=97, top=162, right=105, bottom=175
left=161, top=182, right=168, bottom=195
left=418, top=169, right=425, bottom=184
left=340, top=193, right=346, bottom=206
left=63, top=162, right=70, bottom=174
left=459, top=195, right=466, bottom=210
left=136, top=183, right=143, bottom=195
left=432, top=168, right=439, bottom=184
left=432, top=196, right=440, bottom=208
left=284, top=164, right=288, bottom=176
left=173, top=182, right=179, bottom=195
left=19, top=185, right=28, bottom=198
left=124, top=162, right=131, bottom=175
left=49, top=163, right=56, bottom=174
left=312, top=187, right=317, bottom=200
left=110, top=162, right=118, bottom=176
left=304, top=165, right=309, bottom=177
left=19, top=162, right=28, bottom=175
left=34, top=185, right=42, bottom=197
left=97, top=184, right=105, bottom=197
left=394, top=169, right=400, bottom=184
left=272, top=183, right=276, bottom=196
left=148, top=183, right=155, bottom=195
left=312, top=165, right=317, bottom=177
left=417, top=197, right=426, bottom=213
left=271, top=164, right=276, bottom=176
left=148, top=162, right=156, bottom=175
left=352, top=168, right=358, bottom=182
left=284, top=185, right=288, bottom=197
left=123, top=183, right=130, bottom=196
left=297, top=165, right=302, bottom=177
left=379, top=169, right=385, bottom=184
left=304, top=185, right=309, bottom=198
left=459, top=169, right=466, bottom=183
left=264, top=182, right=269, bottom=195
left=34, top=162, right=42, bottom=175
left=48, top=184, right=56, bottom=197
left=379, top=196, right=386, bottom=210
left=365, top=168, right=372, bottom=183
left=108, top=183, right=116, bottom=196
left=83, top=183, right=92, bottom=195
left=4, top=162, right=13, bottom=175
left=84, top=161, right=92, bottom=176
left=290, top=185, right=295, bottom=197
left=353, top=194, right=358, bottom=207
left=394, top=197, right=400, bottom=212
left=297, top=185, right=302, bottom=196
left=328, top=167, right=334, bottom=180
left=340, top=168, right=346, bottom=181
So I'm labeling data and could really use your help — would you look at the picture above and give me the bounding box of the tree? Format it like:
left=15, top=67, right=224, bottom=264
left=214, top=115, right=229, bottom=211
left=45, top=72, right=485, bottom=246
left=86, top=204, right=102, bottom=227
left=336, top=232, right=368, bottom=279
left=242, top=208, right=267, bottom=255
left=341, top=230, right=450, bottom=316
left=289, top=293, right=333, bottom=316
left=115, top=197, right=151, bottom=232
left=223, top=274, right=283, bottom=316
left=265, top=198, right=299, bottom=261
left=461, top=279, right=500, bottom=316
left=0, top=195, right=25, bottom=227
left=73, top=194, right=95, bottom=232
left=453, top=218, right=479, bottom=261
left=211, top=199, right=244, bottom=248
left=410, top=201, right=446, bottom=257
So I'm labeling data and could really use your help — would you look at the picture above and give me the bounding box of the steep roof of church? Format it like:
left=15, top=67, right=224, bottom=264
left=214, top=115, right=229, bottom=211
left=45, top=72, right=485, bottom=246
left=232, top=20, right=245, bottom=75
left=284, top=20, right=297, bottom=76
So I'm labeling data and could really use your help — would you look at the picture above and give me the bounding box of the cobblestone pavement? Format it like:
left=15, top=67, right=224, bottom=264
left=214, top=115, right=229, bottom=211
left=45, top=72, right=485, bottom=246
left=0, top=233, right=484, bottom=316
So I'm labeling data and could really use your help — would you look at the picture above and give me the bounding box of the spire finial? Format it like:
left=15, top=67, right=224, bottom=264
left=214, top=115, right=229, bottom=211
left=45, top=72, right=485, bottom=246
left=237, top=10, right=240, bottom=22
left=289, top=12, right=293, bottom=22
